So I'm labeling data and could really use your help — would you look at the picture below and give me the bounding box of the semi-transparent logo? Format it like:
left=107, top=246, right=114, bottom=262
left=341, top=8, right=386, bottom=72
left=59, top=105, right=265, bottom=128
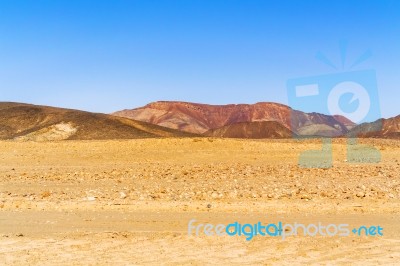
left=287, top=43, right=381, bottom=168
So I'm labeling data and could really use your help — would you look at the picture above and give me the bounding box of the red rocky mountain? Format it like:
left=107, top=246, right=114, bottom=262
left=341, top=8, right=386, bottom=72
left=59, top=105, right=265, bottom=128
left=113, top=101, right=355, bottom=137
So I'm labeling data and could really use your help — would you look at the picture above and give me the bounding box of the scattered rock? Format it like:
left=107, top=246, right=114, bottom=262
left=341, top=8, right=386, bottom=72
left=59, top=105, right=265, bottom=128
left=356, top=192, right=365, bottom=198
left=211, top=192, right=219, bottom=199
left=300, top=194, right=312, bottom=200
left=41, top=191, right=51, bottom=198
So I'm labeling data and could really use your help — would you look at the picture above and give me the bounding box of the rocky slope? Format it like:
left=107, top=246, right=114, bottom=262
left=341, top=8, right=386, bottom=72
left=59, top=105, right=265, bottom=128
left=348, top=115, right=400, bottom=139
left=113, top=101, right=354, bottom=137
left=0, top=102, right=195, bottom=140
left=204, top=121, right=295, bottom=139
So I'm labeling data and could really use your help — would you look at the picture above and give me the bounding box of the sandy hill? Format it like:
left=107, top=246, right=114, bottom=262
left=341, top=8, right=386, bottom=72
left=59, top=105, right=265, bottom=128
left=0, top=102, right=194, bottom=141
left=204, top=121, right=295, bottom=139
left=113, top=101, right=354, bottom=137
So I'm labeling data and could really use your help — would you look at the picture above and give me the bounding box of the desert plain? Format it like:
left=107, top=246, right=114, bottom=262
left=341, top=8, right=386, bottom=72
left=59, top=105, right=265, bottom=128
left=0, top=137, right=399, bottom=265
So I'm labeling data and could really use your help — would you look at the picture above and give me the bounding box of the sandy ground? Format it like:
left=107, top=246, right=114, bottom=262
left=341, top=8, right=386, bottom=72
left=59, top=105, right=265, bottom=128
left=0, top=138, right=399, bottom=265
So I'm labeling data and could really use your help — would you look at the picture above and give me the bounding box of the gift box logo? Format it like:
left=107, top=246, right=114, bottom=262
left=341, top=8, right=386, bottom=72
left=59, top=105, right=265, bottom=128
left=287, top=44, right=382, bottom=168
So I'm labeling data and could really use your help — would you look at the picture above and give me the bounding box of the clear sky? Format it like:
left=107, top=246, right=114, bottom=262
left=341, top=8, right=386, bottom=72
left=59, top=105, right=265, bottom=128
left=0, top=0, right=399, bottom=118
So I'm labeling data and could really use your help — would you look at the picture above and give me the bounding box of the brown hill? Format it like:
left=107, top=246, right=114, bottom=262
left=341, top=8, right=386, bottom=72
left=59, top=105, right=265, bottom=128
left=333, top=115, right=356, bottom=130
left=113, top=101, right=353, bottom=137
left=347, top=115, right=400, bottom=139
left=0, top=102, right=194, bottom=141
left=204, top=121, right=295, bottom=139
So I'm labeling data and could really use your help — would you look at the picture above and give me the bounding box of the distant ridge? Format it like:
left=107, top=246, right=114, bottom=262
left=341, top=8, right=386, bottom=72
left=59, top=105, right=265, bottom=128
left=0, top=102, right=195, bottom=141
left=113, top=101, right=355, bottom=137
left=347, top=115, right=400, bottom=139
left=1, top=101, right=397, bottom=141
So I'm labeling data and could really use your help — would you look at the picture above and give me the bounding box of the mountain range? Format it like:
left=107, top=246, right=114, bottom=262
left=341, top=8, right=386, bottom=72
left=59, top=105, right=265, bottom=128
left=0, top=101, right=398, bottom=140
left=113, top=101, right=399, bottom=139
left=113, top=101, right=356, bottom=137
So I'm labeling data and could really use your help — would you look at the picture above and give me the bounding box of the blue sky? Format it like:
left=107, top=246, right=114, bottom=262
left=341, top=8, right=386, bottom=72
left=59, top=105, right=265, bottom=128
left=0, top=0, right=399, bottom=118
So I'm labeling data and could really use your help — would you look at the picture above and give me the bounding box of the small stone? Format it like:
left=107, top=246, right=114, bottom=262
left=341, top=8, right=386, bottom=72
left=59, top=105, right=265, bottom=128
left=300, top=194, right=312, bottom=200
left=87, top=196, right=96, bottom=201
left=356, top=192, right=365, bottom=198
left=207, top=204, right=212, bottom=208
left=320, top=191, right=329, bottom=197
left=119, top=192, right=127, bottom=199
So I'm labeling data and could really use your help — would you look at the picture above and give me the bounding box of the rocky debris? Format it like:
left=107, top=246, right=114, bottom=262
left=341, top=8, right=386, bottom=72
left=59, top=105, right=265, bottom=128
left=3, top=160, right=398, bottom=205
left=0, top=138, right=399, bottom=212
